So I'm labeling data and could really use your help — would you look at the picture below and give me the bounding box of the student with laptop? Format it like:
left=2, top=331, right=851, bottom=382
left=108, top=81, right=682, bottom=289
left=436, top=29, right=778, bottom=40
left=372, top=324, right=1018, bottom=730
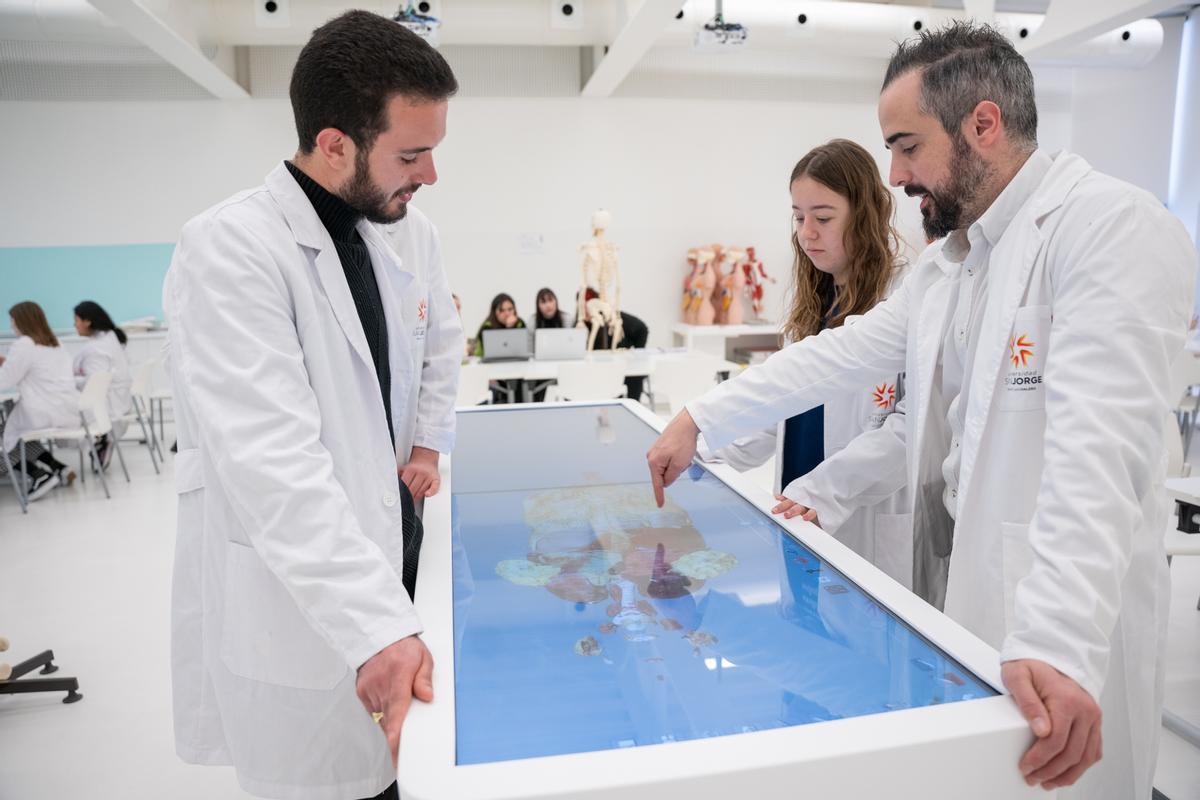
left=529, top=287, right=574, bottom=329
left=472, top=293, right=525, bottom=358
left=473, top=293, right=527, bottom=402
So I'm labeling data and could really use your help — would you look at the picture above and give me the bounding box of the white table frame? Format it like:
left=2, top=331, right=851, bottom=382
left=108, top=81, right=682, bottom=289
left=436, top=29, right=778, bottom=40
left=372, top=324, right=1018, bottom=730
left=399, top=400, right=1046, bottom=800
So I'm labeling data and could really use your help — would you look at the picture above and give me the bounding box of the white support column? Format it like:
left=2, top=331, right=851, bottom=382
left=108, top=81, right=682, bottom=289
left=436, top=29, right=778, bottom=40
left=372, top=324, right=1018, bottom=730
left=86, top=0, right=249, bottom=99
left=961, top=0, right=996, bottom=24
left=581, top=0, right=682, bottom=98
left=1021, top=0, right=1182, bottom=57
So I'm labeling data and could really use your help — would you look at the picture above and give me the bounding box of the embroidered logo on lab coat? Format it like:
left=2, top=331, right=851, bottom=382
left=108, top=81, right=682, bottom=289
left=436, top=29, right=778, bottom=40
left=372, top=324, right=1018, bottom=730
left=872, top=382, right=896, bottom=410
left=413, top=299, right=428, bottom=340
left=1008, top=334, right=1035, bottom=368
left=1004, top=333, right=1042, bottom=393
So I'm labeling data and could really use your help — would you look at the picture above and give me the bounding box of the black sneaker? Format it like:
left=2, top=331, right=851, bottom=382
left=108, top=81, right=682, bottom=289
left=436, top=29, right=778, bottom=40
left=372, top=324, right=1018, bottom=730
left=27, top=473, right=60, bottom=502
left=97, top=436, right=113, bottom=471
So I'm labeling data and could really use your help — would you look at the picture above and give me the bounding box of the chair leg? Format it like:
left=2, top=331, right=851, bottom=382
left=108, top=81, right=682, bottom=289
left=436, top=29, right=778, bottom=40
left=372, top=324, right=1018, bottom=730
left=77, top=443, right=85, bottom=485
left=157, top=399, right=166, bottom=446
left=6, top=451, right=27, bottom=514
left=135, top=413, right=159, bottom=475
left=113, top=437, right=130, bottom=483
left=82, top=424, right=110, bottom=500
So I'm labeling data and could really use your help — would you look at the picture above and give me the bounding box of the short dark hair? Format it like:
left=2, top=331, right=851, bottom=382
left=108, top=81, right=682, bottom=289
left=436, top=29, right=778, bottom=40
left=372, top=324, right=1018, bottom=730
left=882, top=21, right=1038, bottom=151
left=290, top=10, right=458, bottom=154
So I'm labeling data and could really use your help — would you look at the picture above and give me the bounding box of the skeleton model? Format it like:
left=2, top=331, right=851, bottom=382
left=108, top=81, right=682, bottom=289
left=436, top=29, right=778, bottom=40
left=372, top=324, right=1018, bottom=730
left=741, top=245, right=775, bottom=320
left=576, top=209, right=623, bottom=350
left=716, top=247, right=748, bottom=325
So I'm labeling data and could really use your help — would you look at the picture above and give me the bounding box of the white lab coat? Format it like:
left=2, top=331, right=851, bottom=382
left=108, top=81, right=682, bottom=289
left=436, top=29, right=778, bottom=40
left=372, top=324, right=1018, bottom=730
left=687, top=152, right=1198, bottom=800
left=0, top=336, right=79, bottom=452
left=706, top=296, right=913, bottom=589
left=73, top=330, right=133, bottom=435
left=164, top=162, right=463, bottom=800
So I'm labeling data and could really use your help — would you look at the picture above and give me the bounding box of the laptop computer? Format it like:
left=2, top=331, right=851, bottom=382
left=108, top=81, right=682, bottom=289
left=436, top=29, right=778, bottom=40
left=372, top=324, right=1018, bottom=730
left=534, top=328, right=587, bottom=361
left=481, top=328, right=533, bottom=362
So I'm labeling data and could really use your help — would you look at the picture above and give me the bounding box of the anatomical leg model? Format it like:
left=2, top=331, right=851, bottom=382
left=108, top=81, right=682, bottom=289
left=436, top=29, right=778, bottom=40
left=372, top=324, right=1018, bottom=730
left=716, top=248, right=747, bottom=325
left=576, top=209, right=622, bottom=349
left=584, top=298, right=623, bottom=351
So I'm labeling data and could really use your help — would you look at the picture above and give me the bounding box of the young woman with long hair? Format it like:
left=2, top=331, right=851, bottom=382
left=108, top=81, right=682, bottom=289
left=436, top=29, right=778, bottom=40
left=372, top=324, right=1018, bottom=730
left=73, top=300, right=134, bottom=469
left=0, top=301, right=81, bottom=500
left=710, top=139, right=913, bottom=587
left=530, top=288, right=573, bottom=329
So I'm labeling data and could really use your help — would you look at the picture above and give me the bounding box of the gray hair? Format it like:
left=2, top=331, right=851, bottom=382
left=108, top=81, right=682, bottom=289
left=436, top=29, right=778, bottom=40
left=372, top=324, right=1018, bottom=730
left=882, top=21, right=1038, bottom=151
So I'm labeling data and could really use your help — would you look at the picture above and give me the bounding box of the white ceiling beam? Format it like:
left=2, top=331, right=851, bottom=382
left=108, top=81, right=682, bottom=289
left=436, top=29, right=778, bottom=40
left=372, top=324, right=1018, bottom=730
left=1020, top=0, right=1181, bottom=57
left=581, top=0, right=683, bottom=98
left=961, top=0, right=996, bottom=23
left=86, top=0, right=248, bottom=99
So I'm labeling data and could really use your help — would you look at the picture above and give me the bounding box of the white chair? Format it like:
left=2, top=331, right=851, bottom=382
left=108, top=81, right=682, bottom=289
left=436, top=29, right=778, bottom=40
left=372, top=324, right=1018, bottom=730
left=1170, top=350, right=1200, bottom=458
left=115, top=360, right=161, bottom=474
left=650, top=358, right=720, bottom=417
left=139, top=357, right=173, bottom=461
left=14, top=372, right=129, bottom=513
left=455, top=364, right=492, bottom=408
left=548, top=361, right=627, bottom=402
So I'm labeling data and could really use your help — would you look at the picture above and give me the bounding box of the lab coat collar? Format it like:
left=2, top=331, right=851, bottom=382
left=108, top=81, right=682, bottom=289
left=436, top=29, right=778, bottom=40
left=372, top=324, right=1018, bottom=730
left=263, top=161, right=415, bottom=286
left=266, top=161, right=335, bottom=252
left=265, top=162, right=379, bottom=379
left=973, top=149, right=1054, bottom=249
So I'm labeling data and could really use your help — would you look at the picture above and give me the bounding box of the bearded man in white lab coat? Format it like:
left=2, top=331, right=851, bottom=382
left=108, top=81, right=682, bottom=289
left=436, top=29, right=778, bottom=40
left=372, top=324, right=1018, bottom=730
left=164, top=11, right=463, bottom=800
left=649, top=21, right=1197, bottom=800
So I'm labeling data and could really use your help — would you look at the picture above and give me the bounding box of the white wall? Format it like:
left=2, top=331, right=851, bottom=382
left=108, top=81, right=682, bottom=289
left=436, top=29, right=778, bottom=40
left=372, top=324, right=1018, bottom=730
left=0, top=82, right=1080, bottom=346
left=1069, top=16, right=1185, bottom=203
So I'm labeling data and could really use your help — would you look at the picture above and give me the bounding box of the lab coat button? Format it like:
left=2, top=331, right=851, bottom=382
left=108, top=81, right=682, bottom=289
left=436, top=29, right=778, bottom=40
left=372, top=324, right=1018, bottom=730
left=382, top=491, right=398, bottom=507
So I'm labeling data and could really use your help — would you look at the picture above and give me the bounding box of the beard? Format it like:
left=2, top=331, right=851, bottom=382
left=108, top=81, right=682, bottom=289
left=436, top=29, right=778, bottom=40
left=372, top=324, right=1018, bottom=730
left=906, top=133, right=991, bottom=240
left=338, top=146, right=416, bottom=225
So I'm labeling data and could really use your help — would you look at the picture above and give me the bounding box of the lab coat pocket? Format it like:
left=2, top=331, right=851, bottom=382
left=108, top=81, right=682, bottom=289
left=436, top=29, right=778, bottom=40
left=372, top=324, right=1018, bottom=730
left=1000, top=521, right=1035, bottom=633
left=174, top=447, right=204, bottom=495
left=998, top=305, right=1051, bottom=412
left=219, top=541, right=349, bottom=691
left=870, top=512, right=913, bottom=590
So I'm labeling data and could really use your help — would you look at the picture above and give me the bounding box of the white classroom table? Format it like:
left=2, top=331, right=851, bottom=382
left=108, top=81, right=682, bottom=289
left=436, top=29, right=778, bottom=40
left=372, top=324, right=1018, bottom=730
left=463, top=348, right=742, bottom=402
left=671, top=322, right=781, bottom=361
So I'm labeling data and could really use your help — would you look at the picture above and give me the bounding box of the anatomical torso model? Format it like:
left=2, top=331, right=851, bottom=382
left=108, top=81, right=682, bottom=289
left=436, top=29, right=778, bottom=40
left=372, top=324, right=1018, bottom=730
left=716, top=247, right=747, bottom=325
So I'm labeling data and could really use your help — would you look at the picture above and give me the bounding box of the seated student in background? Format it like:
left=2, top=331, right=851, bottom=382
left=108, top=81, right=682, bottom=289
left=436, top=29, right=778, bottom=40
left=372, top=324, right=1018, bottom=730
left=0, top=301, right=80, bottom=499
left=472, top=293, right=525, bottom=357
left=72, top=301, right=133, bottom=470
left=474, top=292, right=525, bottom=403
left=530, top=287, right=574, bottom=329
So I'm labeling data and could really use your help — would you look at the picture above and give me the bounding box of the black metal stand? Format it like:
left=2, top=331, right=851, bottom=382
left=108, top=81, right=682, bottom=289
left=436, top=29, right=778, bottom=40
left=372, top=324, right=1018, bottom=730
left=0, top=650, right=82, bottom=704
left=1176, top=499, right=1200, bottom=533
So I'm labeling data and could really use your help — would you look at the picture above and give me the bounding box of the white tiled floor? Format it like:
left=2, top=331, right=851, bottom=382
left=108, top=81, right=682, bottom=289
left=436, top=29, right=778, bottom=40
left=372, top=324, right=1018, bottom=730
left=1, top=432, right=1198, bottom=799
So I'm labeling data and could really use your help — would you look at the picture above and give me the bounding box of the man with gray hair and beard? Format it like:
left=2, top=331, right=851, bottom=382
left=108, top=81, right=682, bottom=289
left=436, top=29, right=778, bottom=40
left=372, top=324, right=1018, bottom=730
left=648, top=21, right=1197, bottom=799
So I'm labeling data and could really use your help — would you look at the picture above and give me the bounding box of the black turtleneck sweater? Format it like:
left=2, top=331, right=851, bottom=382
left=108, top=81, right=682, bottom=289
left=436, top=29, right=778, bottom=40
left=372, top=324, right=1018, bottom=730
left=286, top=161, right=423, bottom=600
left=286, top=161, right=394, bottom=446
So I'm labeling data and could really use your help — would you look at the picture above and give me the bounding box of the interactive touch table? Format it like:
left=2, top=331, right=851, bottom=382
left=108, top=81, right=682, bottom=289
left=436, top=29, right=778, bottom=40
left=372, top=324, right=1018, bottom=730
left=400, top=401, right=1047, bottom=799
